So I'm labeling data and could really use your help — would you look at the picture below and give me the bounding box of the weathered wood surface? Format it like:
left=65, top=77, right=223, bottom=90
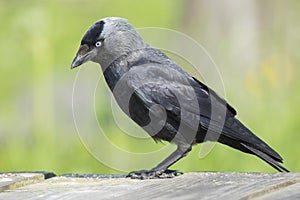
left=0, top=173, right=44, bottom=192
left=0, top=172, right=300, bottom=200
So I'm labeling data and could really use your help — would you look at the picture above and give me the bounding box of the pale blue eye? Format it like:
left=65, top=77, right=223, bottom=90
left=95, top=41, right=102, bottom=47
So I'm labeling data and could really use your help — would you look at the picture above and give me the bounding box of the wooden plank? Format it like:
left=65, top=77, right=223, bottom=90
left=0, top=173, right=45, bottom=192
left=254, top=182, right=300, bottom=200
left=0, top=172, right=299, bottom=200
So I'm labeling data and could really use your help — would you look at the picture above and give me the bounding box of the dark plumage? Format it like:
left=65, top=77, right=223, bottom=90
left=81, top=20, right=105, bottom=45
left=71, top=17, right=289, bottom=179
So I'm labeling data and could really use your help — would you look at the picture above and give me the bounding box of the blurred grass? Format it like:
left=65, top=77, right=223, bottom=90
left=0, top=0, right=299, bottom=174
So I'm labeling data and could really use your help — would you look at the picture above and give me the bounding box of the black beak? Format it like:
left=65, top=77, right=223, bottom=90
left=71, top=44, right=91, bottom=69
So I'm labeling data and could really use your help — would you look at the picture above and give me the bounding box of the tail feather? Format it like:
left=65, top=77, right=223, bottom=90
left=218, top=117, right=289, bottom=172
left=241, top=144, right=289, bottom=172
left=222, top=117, right=283, bottom=162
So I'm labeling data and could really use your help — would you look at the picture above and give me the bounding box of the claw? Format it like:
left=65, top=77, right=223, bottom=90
left=160, top=169, right=183, bottom=178
left=127, top=169, right=183, bottom=179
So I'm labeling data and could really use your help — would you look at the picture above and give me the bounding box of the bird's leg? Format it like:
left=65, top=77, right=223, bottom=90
left=127, top=144, right=191, bottom=179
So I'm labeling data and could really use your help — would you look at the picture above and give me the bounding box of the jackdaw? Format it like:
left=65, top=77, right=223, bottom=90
left=71, top=17, right=289, bottom=179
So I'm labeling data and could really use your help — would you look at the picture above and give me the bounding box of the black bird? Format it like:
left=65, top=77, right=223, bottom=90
left=71, top=17, right=289, bottom=179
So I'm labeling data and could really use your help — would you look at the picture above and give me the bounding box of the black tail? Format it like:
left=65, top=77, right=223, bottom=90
left=219, top=117, right=289, bottom=172
left=241, top=143, right=289, bottom=172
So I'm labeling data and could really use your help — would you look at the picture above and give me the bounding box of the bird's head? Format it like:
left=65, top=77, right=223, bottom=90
left=71, top=17, right=146, bottom=70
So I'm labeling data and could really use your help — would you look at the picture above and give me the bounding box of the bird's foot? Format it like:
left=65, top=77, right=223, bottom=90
left=127, top=169, right=183, bottom=179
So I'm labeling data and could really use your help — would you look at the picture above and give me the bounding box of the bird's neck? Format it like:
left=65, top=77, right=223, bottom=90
left=102, top=47, right=149, bottom=91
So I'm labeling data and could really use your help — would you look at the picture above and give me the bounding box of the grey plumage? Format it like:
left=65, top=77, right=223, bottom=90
left=71, top=17, right=289, bottom=179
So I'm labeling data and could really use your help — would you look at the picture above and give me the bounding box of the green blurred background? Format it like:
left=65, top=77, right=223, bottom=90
left=0, top=0, right=299, bottom=174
